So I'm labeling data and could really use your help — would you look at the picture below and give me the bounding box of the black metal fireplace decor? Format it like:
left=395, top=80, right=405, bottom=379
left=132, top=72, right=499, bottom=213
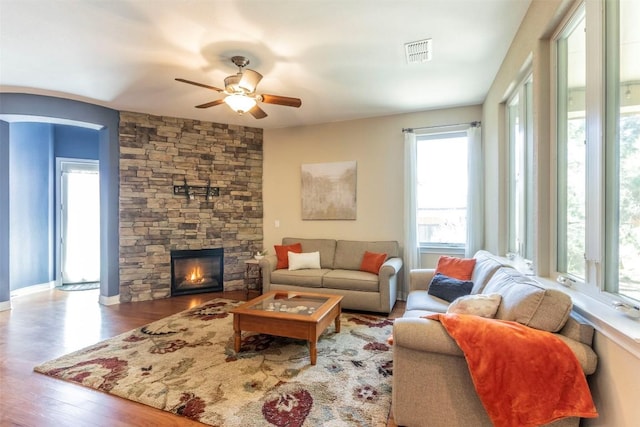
left=170, top=248, right=224, bottom=296
left=173, top=178, right=220, bottom=201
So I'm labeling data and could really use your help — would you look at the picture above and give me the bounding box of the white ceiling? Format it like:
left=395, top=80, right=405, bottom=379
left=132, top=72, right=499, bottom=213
left=0, top=0, right=531, bottom=129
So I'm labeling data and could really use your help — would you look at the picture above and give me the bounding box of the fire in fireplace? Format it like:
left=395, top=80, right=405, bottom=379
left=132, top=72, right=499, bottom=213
left=170, top=248, right=224, bottom=296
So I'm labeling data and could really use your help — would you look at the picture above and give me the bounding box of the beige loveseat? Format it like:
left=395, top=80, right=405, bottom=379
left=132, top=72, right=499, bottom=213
left=259, top=238, right=403, bottom=313
left=392, top=250, right=597, bottom=427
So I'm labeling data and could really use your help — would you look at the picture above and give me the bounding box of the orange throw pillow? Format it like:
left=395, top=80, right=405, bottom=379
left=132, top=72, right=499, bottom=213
left=360, top=251, right=387, bottom=275
left=274, top=243, right=303, bottom=269
left=435, top=255, right=476, bottom=281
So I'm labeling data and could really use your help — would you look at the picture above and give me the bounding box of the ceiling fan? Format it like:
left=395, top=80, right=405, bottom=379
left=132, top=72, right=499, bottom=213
left=176, top=56, right=302, bottom=119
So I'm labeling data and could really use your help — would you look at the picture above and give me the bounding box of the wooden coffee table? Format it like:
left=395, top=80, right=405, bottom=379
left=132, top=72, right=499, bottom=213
left=230, top=291, right=343, bottom=365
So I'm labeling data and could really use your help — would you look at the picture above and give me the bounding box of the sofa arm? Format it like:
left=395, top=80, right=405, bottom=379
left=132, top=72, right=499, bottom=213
left=409, top=268, right=436, bottom=292
left=377, top=257, right=402, bottom=313
left=258, top=254, right=278, bottom=292
left=555, top=335, right=598, bottom=375
left=380, top=257, right=403, bottom=279
left=393, top=317, right=464, bottom=357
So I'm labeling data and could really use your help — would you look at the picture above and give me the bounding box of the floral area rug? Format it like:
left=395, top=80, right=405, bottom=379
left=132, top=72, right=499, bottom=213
left=34, top=298, right=394, bottom=426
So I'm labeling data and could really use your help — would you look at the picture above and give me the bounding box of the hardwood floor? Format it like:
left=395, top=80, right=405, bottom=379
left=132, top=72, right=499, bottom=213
left=0, top=288, right=404, bottom=426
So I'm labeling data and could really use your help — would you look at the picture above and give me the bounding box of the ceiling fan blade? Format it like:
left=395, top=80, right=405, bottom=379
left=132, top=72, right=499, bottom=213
left=195, top=99, right=225, bottom=108
left=239, top=69, right=263, bottom=93
left=260, top=94, right=302, bottom=108
left=175, top=78, right=224, bottom=93
left=249, top=105, right=268, bottom=119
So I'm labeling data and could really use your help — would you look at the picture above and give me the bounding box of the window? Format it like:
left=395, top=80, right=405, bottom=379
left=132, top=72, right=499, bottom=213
left=416, top=131, right=468, bottom=247
left=507, top=74, right=534, bottom=261
left=556, top=0, right=640, bottom=303
left=557, top=9, right=587, bottom=280
left=604, top=0, right=640, bottom=302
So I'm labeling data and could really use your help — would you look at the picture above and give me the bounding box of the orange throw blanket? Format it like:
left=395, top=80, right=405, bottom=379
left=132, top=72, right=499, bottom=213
left=426, top=313, right=598, bottom=427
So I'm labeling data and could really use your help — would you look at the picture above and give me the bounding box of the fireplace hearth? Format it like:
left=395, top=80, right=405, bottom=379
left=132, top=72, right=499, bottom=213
left=170, top=248, right=224, bottom=296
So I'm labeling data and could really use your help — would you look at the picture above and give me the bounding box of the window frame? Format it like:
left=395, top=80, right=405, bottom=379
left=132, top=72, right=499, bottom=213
left=553, top=0, right=639, bottom=305
left=507, top=72, right=534, bottom=262
left=555, top=4, right=590, bottom=284
left=529, top=0, right=640, bottom=356
left=415, top=129, right=468, bottom=250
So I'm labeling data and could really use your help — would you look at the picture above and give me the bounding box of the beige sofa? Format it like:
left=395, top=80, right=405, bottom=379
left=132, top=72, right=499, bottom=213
left=259, top=238, right=403, bottom=313
left=392, top=250, right=597, bottom=427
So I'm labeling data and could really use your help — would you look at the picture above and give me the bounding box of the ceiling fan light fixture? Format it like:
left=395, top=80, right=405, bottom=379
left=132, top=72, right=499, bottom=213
left=224, top=94, right=256, bottom=113
left=239, top=69, right=263, bottom=93
left=224, top=74, right=241, bottom=93
left=175, top=55, right=301, bottom=119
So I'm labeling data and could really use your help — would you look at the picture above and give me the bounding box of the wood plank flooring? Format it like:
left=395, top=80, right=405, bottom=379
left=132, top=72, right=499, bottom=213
left=0, top=288, right=403, bottom=426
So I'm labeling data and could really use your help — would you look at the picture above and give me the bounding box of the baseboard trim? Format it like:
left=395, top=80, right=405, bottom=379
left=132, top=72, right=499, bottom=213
left=10, top=281, right=55, bottom=298
left=99, top=294, right=120, bottom=306
left=0, top=300, right=12, bottom=312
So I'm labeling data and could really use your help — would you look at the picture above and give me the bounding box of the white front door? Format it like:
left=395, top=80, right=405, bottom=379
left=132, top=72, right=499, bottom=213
left=58, top=159, right=100, bottom=285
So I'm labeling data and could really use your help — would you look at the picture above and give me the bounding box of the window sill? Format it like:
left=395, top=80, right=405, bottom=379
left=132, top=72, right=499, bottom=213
left=419, top=245, right=465, bottom=255
left=533, top=276, right=640, bottom=359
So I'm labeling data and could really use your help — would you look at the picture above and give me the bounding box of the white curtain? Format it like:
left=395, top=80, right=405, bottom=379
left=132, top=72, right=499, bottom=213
left=466, top=124, right=484, bottom=257
left=403, top=130, right=419, bottom=299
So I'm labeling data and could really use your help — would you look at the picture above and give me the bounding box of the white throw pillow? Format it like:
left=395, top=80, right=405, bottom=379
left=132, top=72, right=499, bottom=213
left=447, top=293, right=502, bottom=318
left=288, top=251, right=321, bottom=270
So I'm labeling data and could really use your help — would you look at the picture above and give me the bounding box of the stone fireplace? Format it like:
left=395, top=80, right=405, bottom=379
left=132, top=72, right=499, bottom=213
left=118, top=111, right=263, bottom=302
left=170, top=248, right=224, bottom=296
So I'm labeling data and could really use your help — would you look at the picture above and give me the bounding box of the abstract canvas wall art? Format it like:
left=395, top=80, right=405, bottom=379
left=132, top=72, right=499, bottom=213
left=301, top=161, right=357, bottom=220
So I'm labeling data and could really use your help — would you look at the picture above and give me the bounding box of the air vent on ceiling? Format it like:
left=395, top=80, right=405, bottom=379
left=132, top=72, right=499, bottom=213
left=405, top=38, right=432, bottom=64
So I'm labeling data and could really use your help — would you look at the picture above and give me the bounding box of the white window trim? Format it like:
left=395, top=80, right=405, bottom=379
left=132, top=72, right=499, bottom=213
left=547, top=0, right=640, bottom=357
left=416, top=128, right=469, bottom=249
left=419, top=243, right=465, bottom=253
left=584, top=0, right=605, bottom=289
left=506, top=71, right=534, bottom=261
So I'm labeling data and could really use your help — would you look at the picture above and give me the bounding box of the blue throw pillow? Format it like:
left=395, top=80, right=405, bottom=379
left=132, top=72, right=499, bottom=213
left=427, top=273, right=473, bottom=303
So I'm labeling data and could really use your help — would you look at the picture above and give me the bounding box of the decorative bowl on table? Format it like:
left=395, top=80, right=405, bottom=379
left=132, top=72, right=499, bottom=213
left=254, top=255, right=264, bottom=260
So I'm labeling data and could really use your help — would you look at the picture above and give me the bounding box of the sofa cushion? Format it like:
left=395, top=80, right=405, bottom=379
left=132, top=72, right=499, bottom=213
left=288, top=251, right=321, bottom=270
left=560, top=313, right=595, bottom=346
left=270, top=268, right=329, bottom=288
left=333, top=240, right=399, bottom=270
left=428, top=273, right=473, bottom=303
left=323, top=269, right=379, bottom=292
left=282, top=238, right=337, bottom=269
left=435, top=256, right=476, bottom=281
left=447, top=293, right=502, bottom=318
left=274, top=243, right=302, bottom=269
left=405, top=290, right=450, bottom=313
left=470, top=251, right=506, bottom=294
left=360, top=251, right=387, bottom=274
left=483, top=268, right=573, bottom=332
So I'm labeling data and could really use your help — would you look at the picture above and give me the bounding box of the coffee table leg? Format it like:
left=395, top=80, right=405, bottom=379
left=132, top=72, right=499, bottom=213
left=234, top=330, right=242, bottom=353
left=309, top=340, right=317, bottom=365
left=335, top=314, right=341, bottom=333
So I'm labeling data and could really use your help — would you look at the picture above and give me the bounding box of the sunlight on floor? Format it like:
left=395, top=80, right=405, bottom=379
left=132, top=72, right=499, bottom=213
left=63, top=289, right=103, bottom=350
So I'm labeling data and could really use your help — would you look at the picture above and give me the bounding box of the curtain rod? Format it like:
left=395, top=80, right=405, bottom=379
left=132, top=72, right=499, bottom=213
left=402, top=120, right=481, bottom=133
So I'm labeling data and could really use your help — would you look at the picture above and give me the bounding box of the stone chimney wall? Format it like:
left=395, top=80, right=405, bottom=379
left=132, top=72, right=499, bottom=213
left=118, top=112, right=263, bottom=302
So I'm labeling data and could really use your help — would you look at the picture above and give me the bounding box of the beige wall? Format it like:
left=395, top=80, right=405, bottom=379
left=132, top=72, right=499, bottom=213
left=482, top=0, right=640, bottom=425
left=263, top=106, right=481, bottom=255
